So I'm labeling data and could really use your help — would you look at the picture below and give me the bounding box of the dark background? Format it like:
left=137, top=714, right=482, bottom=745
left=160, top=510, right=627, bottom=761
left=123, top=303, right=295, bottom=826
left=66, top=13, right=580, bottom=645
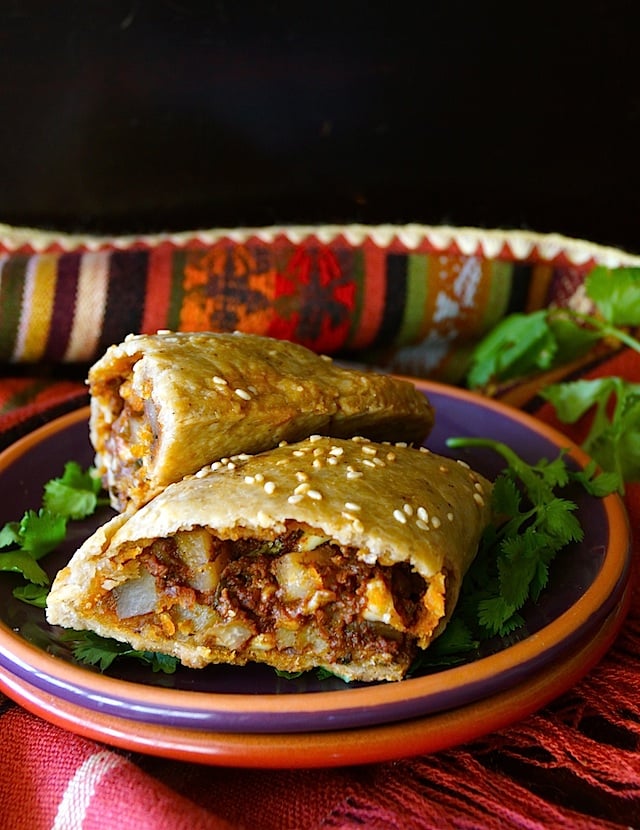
left=1, top=1, right=638, bottom=252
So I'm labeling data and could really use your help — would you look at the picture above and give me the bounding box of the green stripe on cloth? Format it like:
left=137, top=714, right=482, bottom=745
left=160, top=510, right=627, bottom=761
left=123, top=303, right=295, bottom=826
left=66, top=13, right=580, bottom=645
left=0, top=255, right=27, bottom=359
left=482, top=260, right=514, bottom=329
left=168, top=249, right=188, bottom=331
left=397, top=254, right=429, bottom=345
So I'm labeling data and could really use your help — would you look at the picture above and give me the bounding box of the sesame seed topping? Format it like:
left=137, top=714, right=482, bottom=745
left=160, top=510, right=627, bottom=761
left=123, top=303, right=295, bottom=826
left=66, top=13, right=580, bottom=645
left=386, top=452, right=396, bottom=462
left=329, top=446, right=344, bottom=456
left=417, top=506, right=428, bottom=523
left=456, top=459, right=471, bottom=469
left=416, top=519, right=430, bottom=531
left=447, top=512, right=455, bottom=521
left=226, top=462, right=236, bottom=471
left=287, top=494, right=304, bottom=504
left=361, top=445, right=377, bottom=456
left=312, top=459, right=323, bottom=469
left=264, top=481, right=276, bottom=495
left=474, top=482, right=484, bottom=493
left=393, top=509, right=407, bottom=524
left=347, top=470, right=363, bottom=479
left=403, top=503, right=413, bottom=516
left=313, top=447, right=324, bottom=457
left=327, top=456, right=338, bottom=465
left=294, top=483, right=310, bottom=495
left=307, top=489, right=323, bottom=500
left=419, top=446, right=430, bottom=453
left=210, top=461, right=223, bottom=471
left=195, top=468, right=208, bottom=478
left=345, top=501, right=361, bottom=512
left=431, top=516, right=442, bottom=529
left=353, top=518, right=364, bottom=533
left=372, top=457, right=385, bottom=467
left=309, top=434, right=322, bottom=442
left=244, top=475, right=255, bottom=484
left=295, top=471, right=308, bottom=482
left=395, top=441, right=408, bottom=448
left=292, top=450, right=305, bottom=457
left=254, top=473, right=264, bottom=483
left=234, top=388, right=251, bottom=400
left=212, top=375, right=228, bottom=386
left=362, top=459, right=376, bottom=468
left=473, top=492, right=485, bottom=507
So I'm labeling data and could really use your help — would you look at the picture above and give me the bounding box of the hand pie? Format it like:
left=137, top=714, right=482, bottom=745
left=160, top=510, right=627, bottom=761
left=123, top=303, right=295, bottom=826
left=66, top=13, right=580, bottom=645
left=88, top=331, right=435, bottom=513
left=46, top=436, right=492, bottom=683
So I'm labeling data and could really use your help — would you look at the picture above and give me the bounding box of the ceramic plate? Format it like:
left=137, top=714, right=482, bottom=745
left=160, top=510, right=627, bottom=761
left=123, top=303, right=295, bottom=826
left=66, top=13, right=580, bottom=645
left=0, top=381, right=631, bottom=749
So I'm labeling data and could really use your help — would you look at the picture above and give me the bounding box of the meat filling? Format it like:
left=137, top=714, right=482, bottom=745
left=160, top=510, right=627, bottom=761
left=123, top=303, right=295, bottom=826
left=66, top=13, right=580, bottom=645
left=99, top=523, right=444, bottom=675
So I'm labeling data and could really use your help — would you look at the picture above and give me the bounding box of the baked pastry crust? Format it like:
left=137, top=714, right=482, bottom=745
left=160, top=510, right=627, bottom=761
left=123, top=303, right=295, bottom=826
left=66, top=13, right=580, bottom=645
left=88, top=331, right=435, bottom=513
left=47, top=436, right=492, bottom=683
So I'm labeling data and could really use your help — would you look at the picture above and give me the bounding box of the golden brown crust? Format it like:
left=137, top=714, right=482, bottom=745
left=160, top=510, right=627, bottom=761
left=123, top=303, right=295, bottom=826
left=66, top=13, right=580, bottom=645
left=88, top=331, right=435, bottom=512
left=47, top=437, right=492, bottom=683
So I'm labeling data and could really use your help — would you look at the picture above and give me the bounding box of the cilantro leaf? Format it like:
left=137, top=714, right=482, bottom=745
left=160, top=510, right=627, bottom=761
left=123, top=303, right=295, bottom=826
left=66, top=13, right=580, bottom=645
left=442, top=436, right=617, bottom=649
left=43, top=461, right=103, bottom=520
left=12, top=583, right=49, bottom=608
left=543, top=378, right=640, bottom=492
left=585, top=266, right=640, bottom=326
left=60, top=630, right=179, bottom=674
left=0, top=550, right=49, bottom=585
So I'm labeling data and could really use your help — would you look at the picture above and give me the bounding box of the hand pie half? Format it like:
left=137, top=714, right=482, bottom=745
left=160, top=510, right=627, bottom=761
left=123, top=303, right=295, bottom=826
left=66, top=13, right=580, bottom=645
left=88, top=331, right=435, bottom=512
left=46, top=436, right=492, bottom=683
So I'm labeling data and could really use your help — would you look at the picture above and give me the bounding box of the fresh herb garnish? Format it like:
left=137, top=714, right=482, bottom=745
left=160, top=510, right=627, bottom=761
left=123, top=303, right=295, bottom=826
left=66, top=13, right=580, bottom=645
left=413, top=437, right=617, bottom=669
left=60, top=630, right=179, bottom=674
left=0, top=462, right=105, bottom=601
left=466, top=266, right=640, bottom=390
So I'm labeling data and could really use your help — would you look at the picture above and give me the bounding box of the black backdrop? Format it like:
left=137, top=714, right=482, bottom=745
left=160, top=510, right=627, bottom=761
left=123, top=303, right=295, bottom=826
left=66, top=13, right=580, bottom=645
left=1, top=1, right=639, bottom=252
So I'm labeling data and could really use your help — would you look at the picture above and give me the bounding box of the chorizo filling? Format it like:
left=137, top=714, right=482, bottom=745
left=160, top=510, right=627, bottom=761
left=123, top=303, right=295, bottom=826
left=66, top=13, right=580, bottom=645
left=90, top=522, right=447, bottom=678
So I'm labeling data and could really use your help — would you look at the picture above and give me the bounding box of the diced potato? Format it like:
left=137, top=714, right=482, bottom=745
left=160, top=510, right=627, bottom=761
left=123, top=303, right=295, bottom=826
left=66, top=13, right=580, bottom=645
left=175, top=529, right=229, bottom=592
left=361, top=577, right=404, bottom=629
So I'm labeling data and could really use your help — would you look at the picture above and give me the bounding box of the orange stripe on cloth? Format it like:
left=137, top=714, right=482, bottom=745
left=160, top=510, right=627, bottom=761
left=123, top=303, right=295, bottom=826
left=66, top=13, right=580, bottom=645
left=346, top=242, right=387, bottom=349
left=141, top=243, right=174, bottom=334
left=13, top=254, right=57, bottom=362
left=63, top=251, right=110, bottom=361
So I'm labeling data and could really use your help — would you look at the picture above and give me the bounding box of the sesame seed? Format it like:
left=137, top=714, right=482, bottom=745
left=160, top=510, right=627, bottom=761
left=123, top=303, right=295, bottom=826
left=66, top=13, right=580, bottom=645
left=347, top=470, right=363, bottom=479
left=293, top=450, right=305, bottom=457
left=264, top=481, right=276, bottom=495
left=416, top=519, right=430, bottom=531
left=353, top=519, right=364, bottom=533
left=244, top=475, right=255, bottom=484
left=234, top=388, right=251, bottom=400
left=373, top=457, right=385, bottom=467
left=474, top=482, right=484, bottom=493
left=395, top=441, right=408, bottom=448
left=195, top=468, right=208, bottom=478
left=362, top=459, right=376, bottom=468
left=386, top=451, right=396, bottom=462
left=313, top=447, right=324, bottom=457
left=295, top=471, right=308, bottom=482
left=329, top=446, right=344, bottom=456
left=345, top=502, right=361, bottom=512
left=447, top=512, right=454, bottom=521
left=393, top=509, right=407, bottom=524
left=403, top=503, right=413, bottom=516
left=226, top=462, right=236, bottom=470
left=288, top=494, right=304, bottom=504
left=419, top=446, right=430, bottom=453
left=210, top=461, right=223, bottom=471
left=248, top=385, right=258, bottom=394
left=417, top=506, right=429, bottom=522
left=255, top=473, right=264, bottom=483
left=307, top=489, right=323, bottom=500
left=309, top=434, right=322, bottom=442
left=431, top=516, right=442, bottom=529
left=456, top=459, right=470, bottom=469
left=313, top=459, right=324, bottom=469
left=294, top=483, right=310, bottom=495
left=473, top=492, right=485, bottom=507
left=361, top=445, right=377, bottom=456
left=327, top=456, right=338, bottom=465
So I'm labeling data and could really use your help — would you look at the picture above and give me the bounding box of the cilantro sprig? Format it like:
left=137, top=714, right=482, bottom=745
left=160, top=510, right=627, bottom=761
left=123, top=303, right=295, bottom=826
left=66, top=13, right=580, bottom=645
left=60, top=630, right=178, bottom=674
left=0, top=462, right=104, bottom=607
left=414, top=438, right=618, bottom=669
left=467, top=266, right=640, bottom=390
left=466, top=266, right=640, bottom=492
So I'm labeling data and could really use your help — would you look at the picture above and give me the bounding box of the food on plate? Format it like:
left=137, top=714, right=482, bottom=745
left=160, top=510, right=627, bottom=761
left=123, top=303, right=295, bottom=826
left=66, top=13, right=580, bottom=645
left=88, top=331, right=435, bottom=513
left=46, top=436, right=492, bottom=683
